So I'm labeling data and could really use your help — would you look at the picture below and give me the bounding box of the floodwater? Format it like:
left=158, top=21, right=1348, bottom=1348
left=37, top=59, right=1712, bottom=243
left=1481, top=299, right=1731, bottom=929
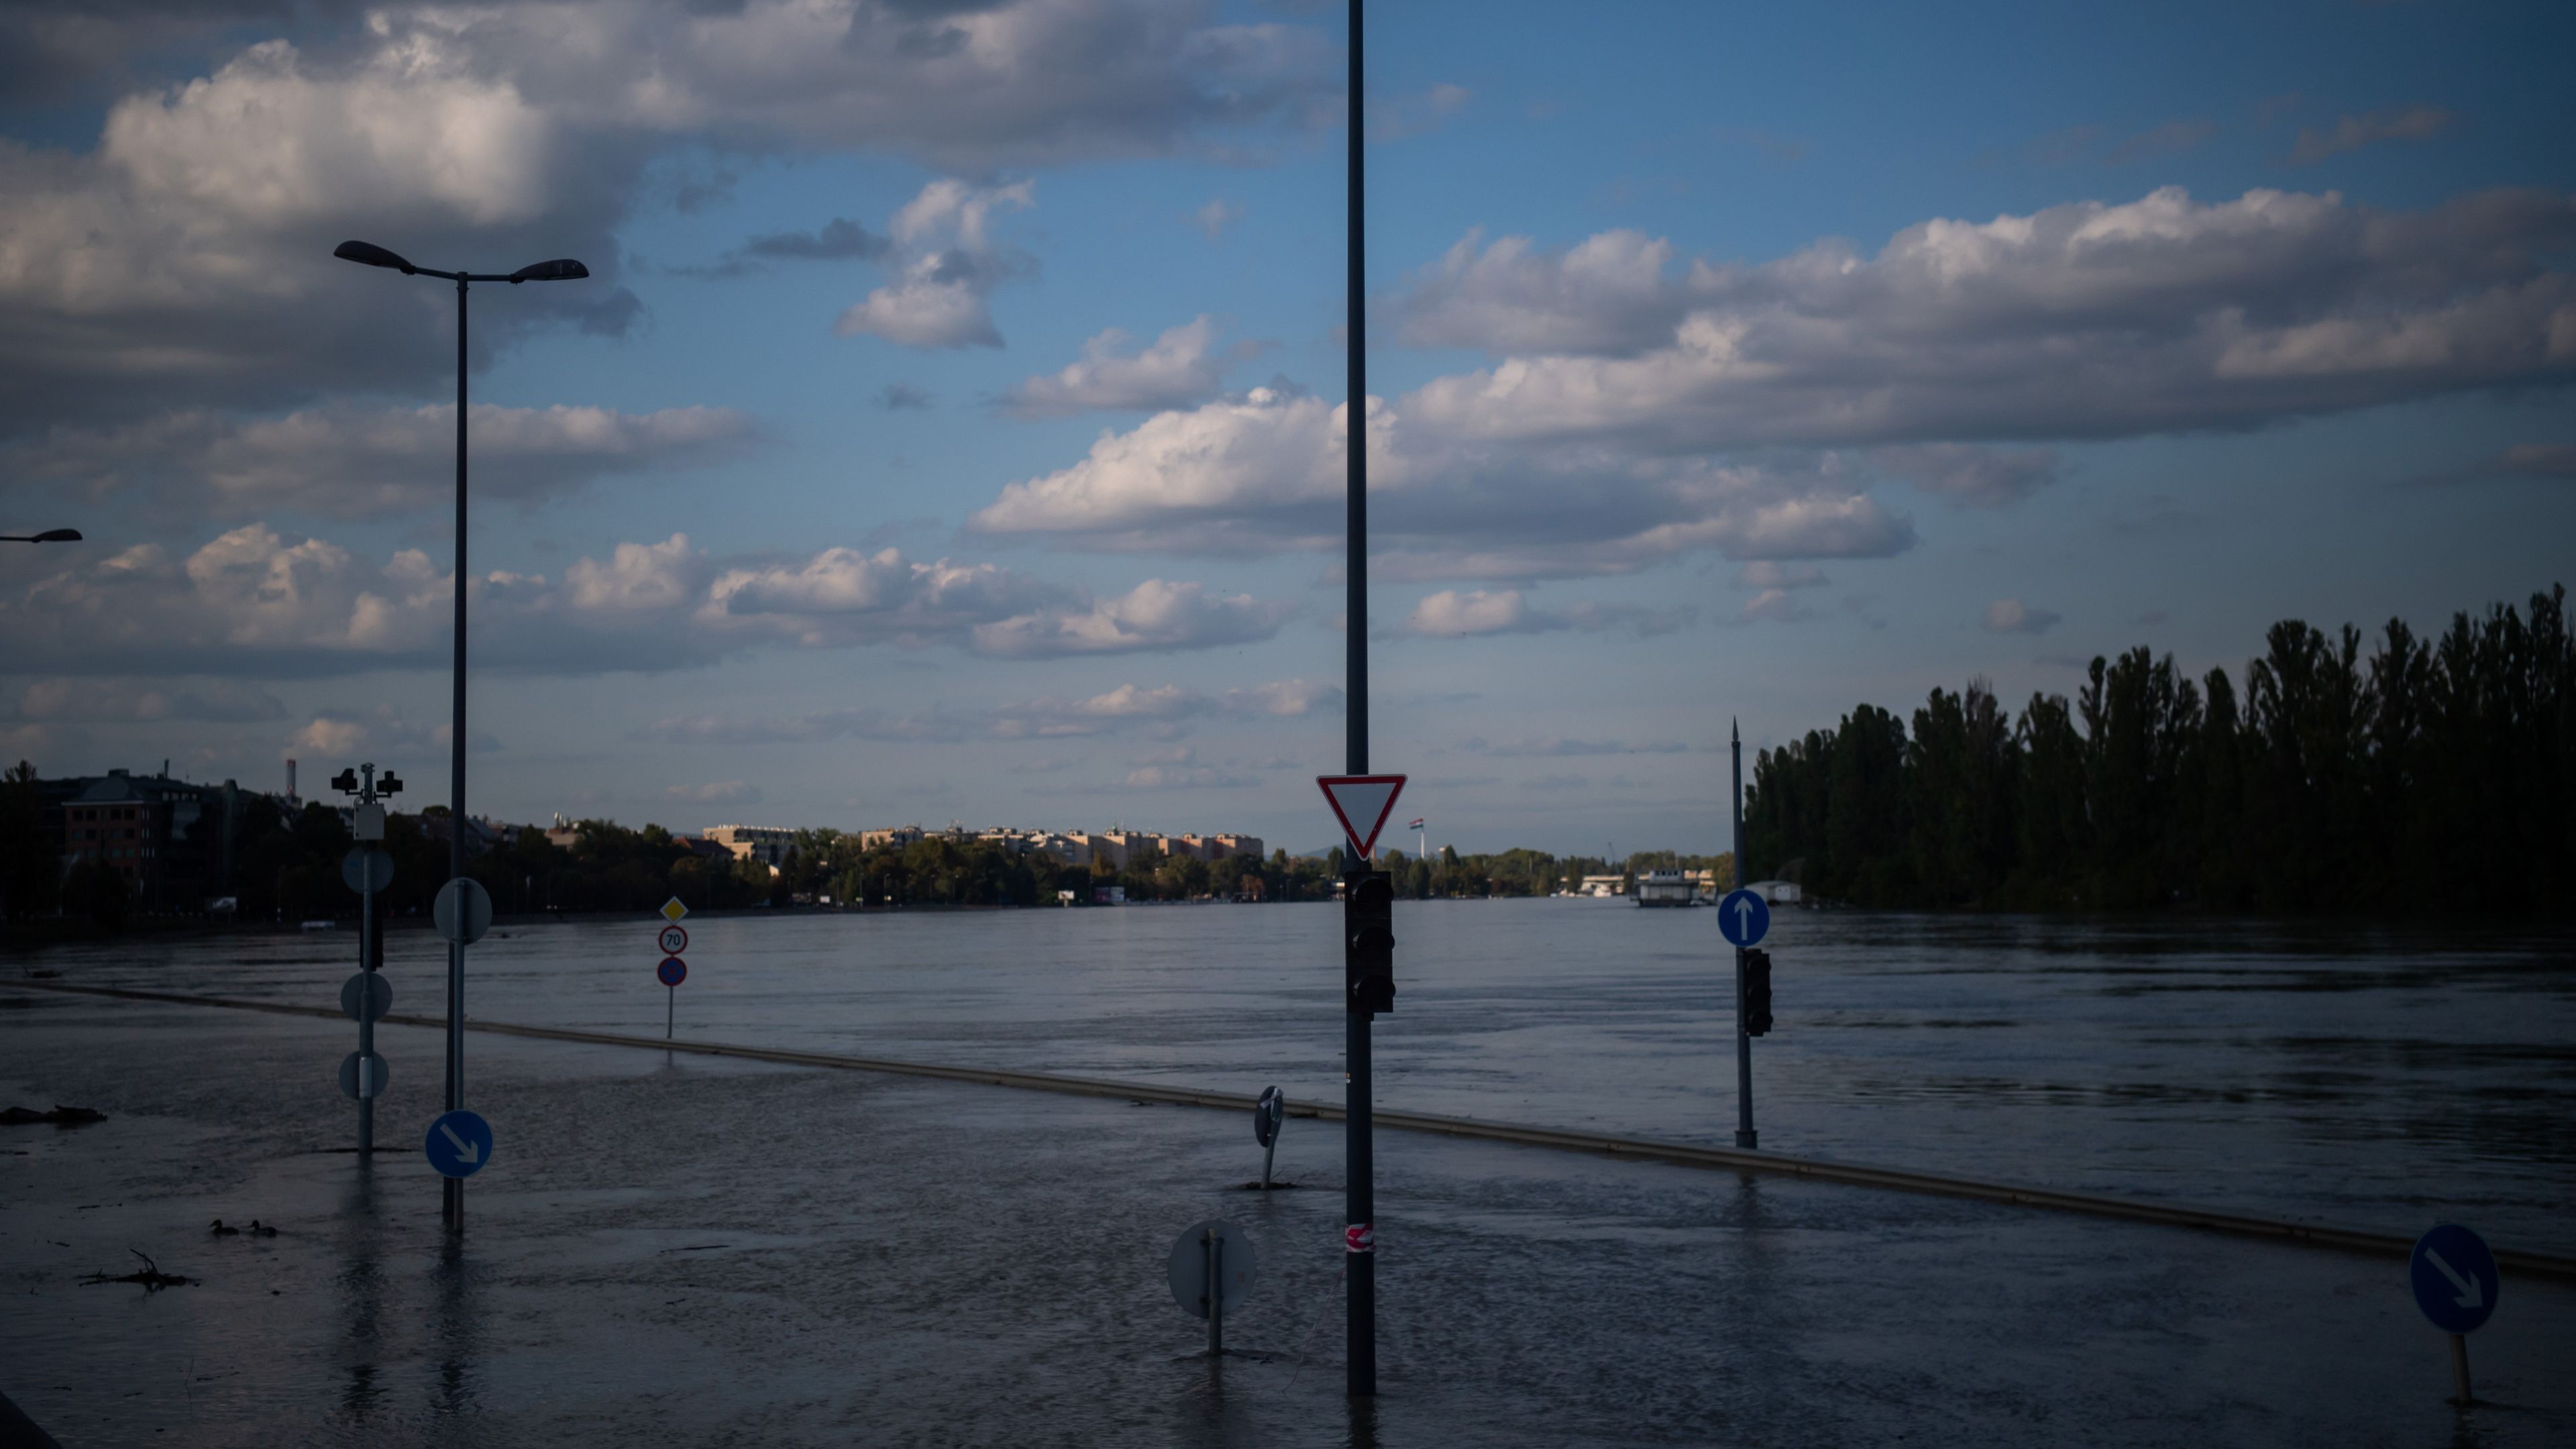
left=25, top=900, right=2576, bottom=1252
left=5, top=902, right=2574, bottom=1446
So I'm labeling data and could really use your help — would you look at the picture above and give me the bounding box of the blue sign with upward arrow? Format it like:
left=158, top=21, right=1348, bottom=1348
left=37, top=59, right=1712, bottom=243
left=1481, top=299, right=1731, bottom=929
left=425, top=1109, right=493, bottom=1179
left=2410, top=1223, right=2500, bottom=1334
left=1717, top=889, right=1770, bottom=947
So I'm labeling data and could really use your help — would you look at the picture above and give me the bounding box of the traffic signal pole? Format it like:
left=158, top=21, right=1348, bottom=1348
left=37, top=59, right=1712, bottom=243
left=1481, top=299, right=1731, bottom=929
left=1344, top=0, right=1377, bottom=1400
left=1733, top=720, right=1756, bottom=1149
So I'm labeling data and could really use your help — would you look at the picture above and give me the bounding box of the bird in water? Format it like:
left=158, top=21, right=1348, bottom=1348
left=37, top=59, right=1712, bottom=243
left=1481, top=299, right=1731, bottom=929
left=209, top=1219, right=239, bottom=1236
left=248, top=1220, right=279, bottom=1238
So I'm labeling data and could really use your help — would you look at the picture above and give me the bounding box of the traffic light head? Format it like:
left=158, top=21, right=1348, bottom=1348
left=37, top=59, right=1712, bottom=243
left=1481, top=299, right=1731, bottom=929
left=329, top=768, right=359, bottom=794
left=1345, top=869, right=1395, bottom=1014
left=1742, top=948, right=1774, bottom=1036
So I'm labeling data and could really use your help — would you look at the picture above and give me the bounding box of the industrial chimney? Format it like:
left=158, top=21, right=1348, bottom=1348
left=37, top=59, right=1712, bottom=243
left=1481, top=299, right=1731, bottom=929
left=287, top=757, right=299, bottom=804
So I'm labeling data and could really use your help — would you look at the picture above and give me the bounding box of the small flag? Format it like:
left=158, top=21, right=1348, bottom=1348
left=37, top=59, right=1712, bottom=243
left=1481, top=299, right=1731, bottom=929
left=1407, top=818, right=1424, bottom=829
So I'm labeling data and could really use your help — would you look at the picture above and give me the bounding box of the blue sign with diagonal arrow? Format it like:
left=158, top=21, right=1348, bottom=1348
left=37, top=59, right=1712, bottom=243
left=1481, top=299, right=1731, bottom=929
left=425, top=1109, right=494, bottom=1179
left=2409, top=1222, right=2499, bottom=1335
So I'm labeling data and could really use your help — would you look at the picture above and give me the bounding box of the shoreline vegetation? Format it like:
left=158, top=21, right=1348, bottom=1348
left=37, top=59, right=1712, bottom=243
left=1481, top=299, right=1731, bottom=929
left=5, top=585, right=2565, bottom=941
left=1749, top=585, right=2571, bottom=915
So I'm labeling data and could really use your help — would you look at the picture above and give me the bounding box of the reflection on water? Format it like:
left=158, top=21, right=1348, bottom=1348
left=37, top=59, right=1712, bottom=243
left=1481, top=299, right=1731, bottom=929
left=36, top=901, right=2576, bottom=1250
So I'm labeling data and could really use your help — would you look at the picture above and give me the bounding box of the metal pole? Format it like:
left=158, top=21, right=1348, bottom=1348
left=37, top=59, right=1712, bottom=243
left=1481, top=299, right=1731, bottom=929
left=444, top=274, right=470, bottom=1233
left=1263, top=1134, right=1277, bottom=1193
left=358, top=879, right=374, bottom=1156
left=667, top=984, right=674, bottom=1040
left=1205, top=1230, right=1224, bottom=1358
left=2449, top=1333, right=2472, bottom=1405
left=1733, top=720, right=1755, bottom=1150
left=1344, top=0, right=1377, bottom=1401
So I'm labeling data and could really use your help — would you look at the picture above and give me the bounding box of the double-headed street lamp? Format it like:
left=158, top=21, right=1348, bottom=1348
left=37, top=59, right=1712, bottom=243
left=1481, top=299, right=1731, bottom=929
left=333, top=238, right=588, bottom=1232
left=1, top=529, right=82, bottom=543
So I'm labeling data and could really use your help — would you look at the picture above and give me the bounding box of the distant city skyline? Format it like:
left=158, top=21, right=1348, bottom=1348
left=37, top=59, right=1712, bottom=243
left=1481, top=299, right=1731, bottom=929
left=2, top=1, right=2569, bottom=855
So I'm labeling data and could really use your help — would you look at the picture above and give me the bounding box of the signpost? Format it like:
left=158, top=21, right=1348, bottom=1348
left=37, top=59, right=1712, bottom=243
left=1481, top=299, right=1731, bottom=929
left=1254, top=1085, right=1285, bottom=1191
left=432, top=875, right=492, bottom=1224
left=335, top=766, right=399, bottom=1160
left=338, top=1050, right=389, bottom=1102
left=1321, top=765, right=1404, bottom=1399
left=656, top=901, right=690, bottom=1039
left=1728, top=721, right=1758, bottom=1149
left=425, top=1109, right=493, bottom=1179
left=657, top=955, right=686, bottom=1037
left=2410, top=1223, right=2501, bottom=1403
left=1167, top=1220, right=1258, bottom=1359
left=1338, top=0, right=1376, bottom=1397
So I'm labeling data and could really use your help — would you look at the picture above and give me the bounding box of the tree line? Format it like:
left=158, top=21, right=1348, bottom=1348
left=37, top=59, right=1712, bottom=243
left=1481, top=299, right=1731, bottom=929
left=1745, top=585, right=2573, bottom=913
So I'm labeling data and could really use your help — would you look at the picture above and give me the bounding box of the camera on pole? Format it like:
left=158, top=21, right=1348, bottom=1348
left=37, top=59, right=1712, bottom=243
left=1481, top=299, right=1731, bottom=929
left=1743, top=948, right=1774, bottom=1036
left=1345, top=869, right=1395, bottom=1015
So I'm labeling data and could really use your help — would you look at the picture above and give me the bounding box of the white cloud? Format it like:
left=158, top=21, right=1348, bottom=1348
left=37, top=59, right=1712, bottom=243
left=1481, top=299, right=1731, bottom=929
left=1396, top=228, right=1684, bottom=356
left=292, top=716, right=370, bottom=757
left=969, top=386, right=1354, bottom=552
left=1401, top=589, right=1692, bottom=637
left=0, top=34, right=640, bottom=433
left=1983, top=598, right=2061, bottom=635
left=835, top=178, right=1034, bottom=349
left=969, top=186, right=2576, bottom=582
left=1735, top=561, right=1829, bottom=623
left=637, top=675, right=1336, bottom=747
left=0, top=3, right=1334, bottom=433
left=0, top=525, right=1291, bottom=676
left=1398, top=186, right=2576, bottom=449
left=1002, top=316, right=1252, bottom=417
left=16, top=403, right=751, bottom=519
left=666, top=780, right=759, bottom=804
left=1195, top=198, right=1244, bottom=241
left=969, top=387, right=1914, bottom=577
left=970, top=578, right=1291, bottom=657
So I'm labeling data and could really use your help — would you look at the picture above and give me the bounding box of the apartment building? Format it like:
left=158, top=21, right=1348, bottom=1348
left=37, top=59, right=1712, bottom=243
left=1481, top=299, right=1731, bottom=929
left=704, top=824, right=794, bottom=869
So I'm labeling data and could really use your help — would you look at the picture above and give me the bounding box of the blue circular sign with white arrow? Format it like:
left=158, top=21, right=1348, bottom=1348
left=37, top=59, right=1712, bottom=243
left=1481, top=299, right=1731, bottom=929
left=2409, top=1222, right=2500, bottom=1335
left=1717, top=889, right=1771, bottom=948
left=424, top=1109, right=494, bottom=1179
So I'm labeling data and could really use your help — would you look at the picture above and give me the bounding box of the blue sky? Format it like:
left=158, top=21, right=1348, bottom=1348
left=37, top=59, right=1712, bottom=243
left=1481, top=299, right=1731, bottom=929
left=1, top=0, right=2569, bottom=854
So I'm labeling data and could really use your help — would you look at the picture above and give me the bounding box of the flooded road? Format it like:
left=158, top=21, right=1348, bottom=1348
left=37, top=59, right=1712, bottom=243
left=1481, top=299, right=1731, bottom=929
left=21, top=900, right=2576, bottom=1250
left=6, top=983, right=2573, bottom=1448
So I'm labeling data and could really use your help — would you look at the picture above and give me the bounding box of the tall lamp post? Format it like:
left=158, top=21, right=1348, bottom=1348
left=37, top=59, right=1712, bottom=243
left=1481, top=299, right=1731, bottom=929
left=332, top=239, right=588, bottom=1232
left=1343, top=0, right=1376, bottom=1401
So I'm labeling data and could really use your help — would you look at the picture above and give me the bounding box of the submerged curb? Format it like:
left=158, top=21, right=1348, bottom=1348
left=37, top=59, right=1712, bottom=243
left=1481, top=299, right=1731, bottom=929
left=21, top=976, right=2576, bottom=1282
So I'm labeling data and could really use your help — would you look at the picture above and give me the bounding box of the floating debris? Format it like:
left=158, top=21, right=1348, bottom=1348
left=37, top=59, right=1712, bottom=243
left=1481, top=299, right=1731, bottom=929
left=0, top=1105, right=106, bottom=1127
left=80, top=1250, right=195, bottom=1291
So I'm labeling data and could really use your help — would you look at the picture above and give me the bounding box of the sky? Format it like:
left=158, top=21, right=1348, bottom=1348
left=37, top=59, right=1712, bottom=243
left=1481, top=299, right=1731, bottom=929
left=1, top=0, right=2569, bottom=856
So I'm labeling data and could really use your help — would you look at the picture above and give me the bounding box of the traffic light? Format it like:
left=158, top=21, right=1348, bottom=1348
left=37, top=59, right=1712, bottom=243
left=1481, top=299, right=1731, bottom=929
left=1741, top=948, right=1774, bottom=1036
left=1345, top=869, right=1395, bottom=1014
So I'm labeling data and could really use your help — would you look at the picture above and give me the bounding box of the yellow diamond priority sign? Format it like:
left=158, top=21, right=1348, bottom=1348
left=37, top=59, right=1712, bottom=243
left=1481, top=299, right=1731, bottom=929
left=661, top=896, right=689, bottom=923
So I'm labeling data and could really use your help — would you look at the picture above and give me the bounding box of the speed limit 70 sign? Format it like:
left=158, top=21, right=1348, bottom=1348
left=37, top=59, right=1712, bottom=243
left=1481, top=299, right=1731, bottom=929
left=657, top=924, right=688, bottom=955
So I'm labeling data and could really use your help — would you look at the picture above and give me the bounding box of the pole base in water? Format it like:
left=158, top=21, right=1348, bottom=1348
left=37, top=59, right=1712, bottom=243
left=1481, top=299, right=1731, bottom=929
left=2449, top=1333, right=2473, bottom=1406
left=1735, top=1130, right=1758, bottom=1148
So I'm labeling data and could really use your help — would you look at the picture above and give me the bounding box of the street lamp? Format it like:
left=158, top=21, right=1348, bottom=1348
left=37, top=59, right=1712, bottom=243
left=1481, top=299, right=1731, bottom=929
left=333, top=237, right=588, bottom=1233
left=1, top=529, right=82, bottom=543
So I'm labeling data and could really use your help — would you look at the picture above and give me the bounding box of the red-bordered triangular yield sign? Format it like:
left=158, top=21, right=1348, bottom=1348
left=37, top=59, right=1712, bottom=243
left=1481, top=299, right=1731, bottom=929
left=1318, top=775, right=1407, bottom=858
